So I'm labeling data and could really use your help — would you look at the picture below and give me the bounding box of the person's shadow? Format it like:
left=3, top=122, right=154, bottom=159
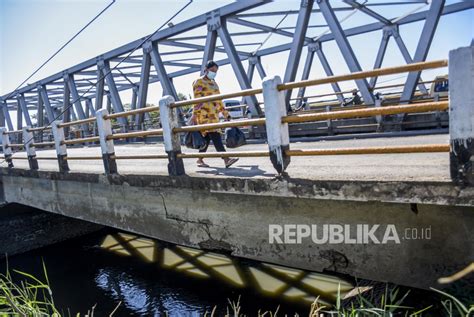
left=196, top=164, right=275, bottom=178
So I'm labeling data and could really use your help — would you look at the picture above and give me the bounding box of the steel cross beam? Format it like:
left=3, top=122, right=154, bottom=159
left=318, top=0, right=375, bottom=105
left=343, top=0, right=392, bottom=24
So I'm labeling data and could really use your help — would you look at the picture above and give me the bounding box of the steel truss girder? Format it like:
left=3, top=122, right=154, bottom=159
left=216, top=16, right=262, bottom=116
left=318, top=0, right=375, bottom=105
left=283, top=0, right=314, bottom=110
left=99, top=59, right=129, bottom=128
left=400, top=0, right=445, bottom=103
left=135, top=47, right=152, bottom=126
left=1, top=0, right=471, bottom=129
left=0, top=101, right=14, bottom=131
left=18, top=94, right=33, bottom=127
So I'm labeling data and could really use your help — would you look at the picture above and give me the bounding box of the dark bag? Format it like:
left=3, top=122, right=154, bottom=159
left=225, top=127, right=246, bottom=148
left=185, top=131, right=206, bottom=150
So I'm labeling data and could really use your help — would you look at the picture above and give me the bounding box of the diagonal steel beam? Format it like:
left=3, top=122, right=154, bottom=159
left=18, top=94, right=33, bottom=127
left=216, top=16, right=261, bottom=116
left=149, top=43, right=178, bottom=99
left=38, top=85, right=56, bottom=124
left=255, top=56, right=267, bottom=79
left=369, top=29, right=391, bottom=88
left=0, top=101, right=14, bottom=131
left=99, top=60, right=129, bottom=129
left=314, top=42, right=344, bottom=103
left=390, top=26, right=428, bottom=94
left=318, top=0, right=374, bottom=105
left=295, top=45, right=316, bottom=109
left=135, top=48, right=152, bottom=127
left=283, top=0, right=314, bottom=111
left=400, top=0, right=445, bottom=102
left=65, top=74, right=87, bottom=120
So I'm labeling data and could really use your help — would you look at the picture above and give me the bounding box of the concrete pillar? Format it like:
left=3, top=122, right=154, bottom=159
left=95, top=109, right=117, bottom=175
left=159, top=96, right=184, bottom=176
left=0, top=128, right=14, bottom=168
left=51, top=120, right=69, bottom=173
left=22, top=127, right=38, bottom=170
left=262, top=76, right=290, bottom=174
left=449, top=46, right=474, bottom=186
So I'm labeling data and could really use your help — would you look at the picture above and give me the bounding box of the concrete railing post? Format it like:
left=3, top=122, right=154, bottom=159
left=95, top=108, right=117, bottom=175
left=51, top=120, right=69, bottom=172
left=22, top=127, right=38, bottom=170
left=449, top=45, right=474, bottom=186
left=375, top=98, right=384, bottom=132
left=326, top=105, right=333, bottom=136
left=0, top=128, right=14, bottom=168
left=159, top=95, right=185, bottom=176
left=262, top=75, right=290, bottom=174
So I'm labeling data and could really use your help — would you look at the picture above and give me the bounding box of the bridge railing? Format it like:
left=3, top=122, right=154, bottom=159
left=1, top=46, right=472, bottom=185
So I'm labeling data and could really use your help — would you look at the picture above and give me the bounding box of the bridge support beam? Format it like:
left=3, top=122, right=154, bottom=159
left=314, top=42, right=344, bottom=103
left=262, top=76, right=290, bottom=174
left=22, top=127, right=38, bottom=170
left=283, top=0, right=314, bottom=112
left=51, top=120, right=69, bottom=173
left=160, top=96, right=184, bottom=176
left=96, top=109, right=117, bottom=175
left=1, top=101, right=13, bottom=131
left=318, top=0, right=374, bottom=106
left=134, top=48, right=152, bottom=128
left=449, top=45, right=474, bottom=186
left=0, top=128, right=13, bottom=168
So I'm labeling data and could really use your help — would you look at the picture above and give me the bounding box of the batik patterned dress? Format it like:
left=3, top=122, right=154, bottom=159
left=192, top=76, right=229, bottom=135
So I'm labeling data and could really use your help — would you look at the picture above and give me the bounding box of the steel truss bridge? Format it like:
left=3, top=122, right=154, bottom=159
left=0, top=0, right=472, bottom=136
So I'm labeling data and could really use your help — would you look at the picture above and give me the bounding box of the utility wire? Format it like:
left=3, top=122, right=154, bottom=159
left=5, top=0, right=193, bottom=162
left=2, top=0, right=116, bottom=102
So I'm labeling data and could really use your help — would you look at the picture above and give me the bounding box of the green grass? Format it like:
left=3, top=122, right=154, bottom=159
left=1, top=262, right=472, bottom=317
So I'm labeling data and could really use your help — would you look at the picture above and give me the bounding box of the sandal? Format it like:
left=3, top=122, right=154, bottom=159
left=225, top=158, right=239, bottom=168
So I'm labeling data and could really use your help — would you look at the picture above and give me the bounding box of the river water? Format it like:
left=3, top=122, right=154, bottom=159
left=1, top=227, right=470, bottom=316
left=0, top=228, right=359, bottom=316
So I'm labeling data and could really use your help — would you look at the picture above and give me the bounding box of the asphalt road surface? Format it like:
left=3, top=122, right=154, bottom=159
left=2, top=134, right=450, bottom=182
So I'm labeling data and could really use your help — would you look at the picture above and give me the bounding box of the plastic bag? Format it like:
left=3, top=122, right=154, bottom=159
left=225, top=127, right=246, bottom=148
left=185, top=131, right=206, bottom=150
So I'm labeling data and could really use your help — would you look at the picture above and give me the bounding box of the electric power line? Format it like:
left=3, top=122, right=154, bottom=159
left=2, top=0, right=116, bottom=102
left=4, top=0, right=194, bottom=163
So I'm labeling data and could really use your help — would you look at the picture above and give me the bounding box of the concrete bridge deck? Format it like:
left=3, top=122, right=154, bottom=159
left=1, top=133, right=472, bottom=290
left=2, top=134, right=450, bottom=182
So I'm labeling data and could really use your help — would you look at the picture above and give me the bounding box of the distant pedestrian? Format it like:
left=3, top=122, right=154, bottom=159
left=191, top=60, right=239, bottom=168
left=343, top=89, right=362, bottom=106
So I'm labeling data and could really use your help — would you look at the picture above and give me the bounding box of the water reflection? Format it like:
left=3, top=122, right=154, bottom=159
left=100, top=232, right=356, bottom=308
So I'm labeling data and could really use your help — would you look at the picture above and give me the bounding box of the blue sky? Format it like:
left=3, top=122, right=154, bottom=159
left=0, top=0, right=473, bottom=121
